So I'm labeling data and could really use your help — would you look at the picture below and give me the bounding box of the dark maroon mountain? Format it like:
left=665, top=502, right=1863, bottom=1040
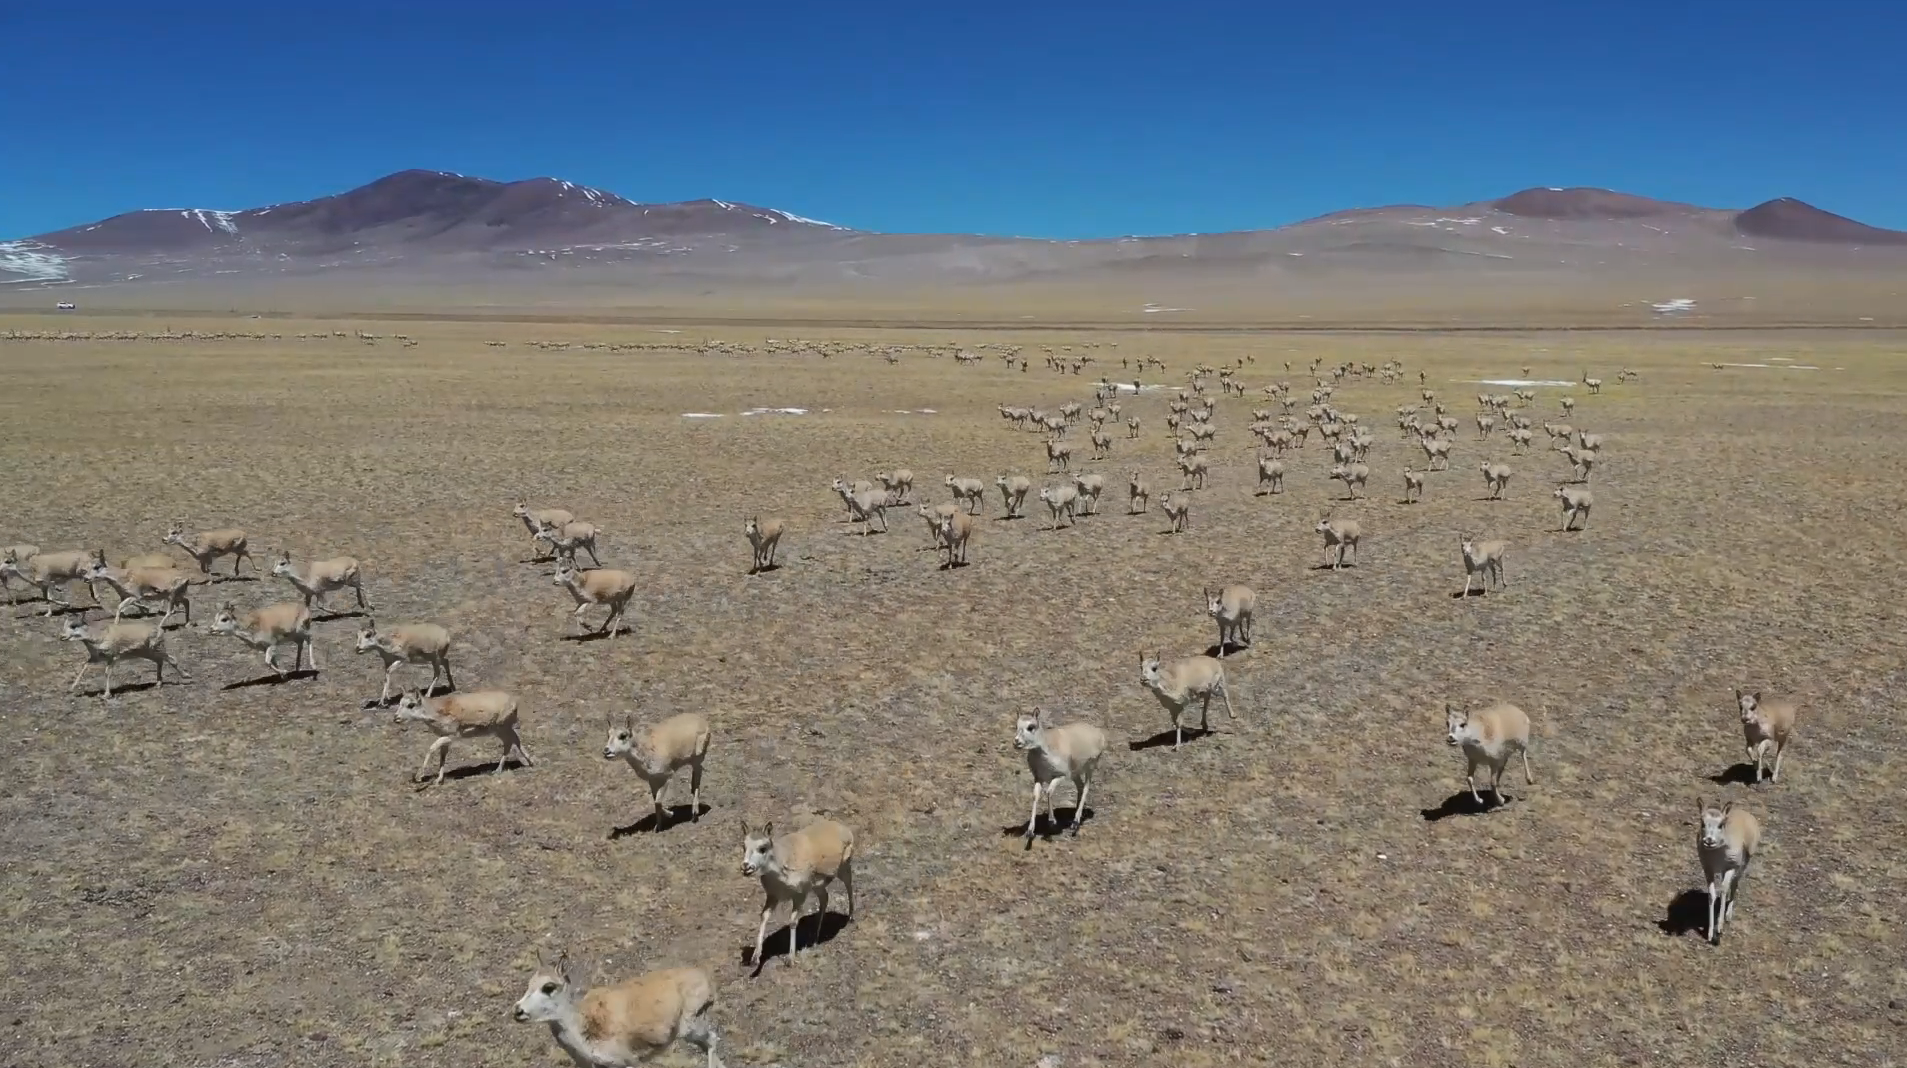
left=29, top=169, right=850, bottom=256
left=1490, top=187, right=1698, bottom=219
left=1733, top=197, right=1907, bottom=245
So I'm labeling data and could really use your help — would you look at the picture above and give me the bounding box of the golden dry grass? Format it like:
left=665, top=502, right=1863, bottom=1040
left=2, top=308, right=1905, bottom=1068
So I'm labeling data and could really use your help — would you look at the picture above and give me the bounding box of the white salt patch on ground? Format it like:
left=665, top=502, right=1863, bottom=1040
left=742, top=407, right=809, bottom=416
left=681, top=413, right=724, bottom=418
left=1715, top=363, right=1818, bottom=370
left=0, top=241, right=70, bottom=283
left=1474, top=379, right=1573, bottom=387
left=1112, top=383, right=1172, bottom=393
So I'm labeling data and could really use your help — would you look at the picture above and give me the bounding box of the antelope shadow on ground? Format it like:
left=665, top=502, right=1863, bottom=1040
left=744, top=911, right=852, bottom=972
left=609, top=803, right=711, bottom=838
left=1128, top=726, right=1214, bottom=751
left=221, top=669, right=319, bottom=690
left=1657, top=889, right=1713, bottom=939
left=1420, top=791, right=1508, bottom=821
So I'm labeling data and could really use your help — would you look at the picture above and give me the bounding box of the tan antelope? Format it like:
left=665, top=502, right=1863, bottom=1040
left=534, top=520, right=603, bottom=568
left=1695, top=799, right=1761, bottom=944
left=1014, top=709, right=1109, bottom=839
left=204, top=601, right=316, bottom=678
left=1, top=548, right=104, bottom=615
left=1139, top=652, right=1238, bottom=750
left=272, top=550, right=371, bottom=613
left=740, top=818, right=856, bottom=968
left=83, top=558, right=202, bottom=627
left=513, top=503, right=574, bottom=559
left=744, top=516, right=784, bottom=573
left=512, top=951, right=723, bottom=1068
left=604, top=711, right=712, bottom=831
left=61, top=616, right=190, bottom=697
left=1459, top=534, right=1508, bottom=595
left=1205, top=585, right=1256, bottom=651
left=1736, top=690, right=1799, bottom=784
left=553, top=562, right=637, bottom=637
left=354, top=620, right=455, bottom=707
left=1444, top=701, right=1533, bottom=807
left=163, top=525, right=253, bottom=577
left=392, top=688, right=532, bottom=786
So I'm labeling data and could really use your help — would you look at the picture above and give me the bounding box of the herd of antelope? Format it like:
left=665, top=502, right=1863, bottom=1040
left=2, top=353, right=1797, bottom=1067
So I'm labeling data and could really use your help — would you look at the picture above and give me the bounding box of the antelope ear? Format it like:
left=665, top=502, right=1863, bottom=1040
left=1751, top=691, right=1762, bottom=703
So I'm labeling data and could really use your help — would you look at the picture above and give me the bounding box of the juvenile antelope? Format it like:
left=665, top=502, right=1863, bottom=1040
left=1037, top=484, right=1079, bottom=530
left=1420, top=435, right=1452, bottom=471
left=739, top=818, right=856, bottom=967
left=272, top=551, right=371, bottom=613
left=938, top=511, right=974, bottom=567
left=163, top=525, right=253, bottom=577
left=205, top=600, right=316, bottom=677
left=1127, top=471, right=1151, bottom=514
left=1330, top=462, right=1369, bottom=500
left=1476, top=413, right=1496, bottom=439
left=1205, top=584, right=1256, bottom=650
left=1126, top=416, right=1142, bottom=438
left=605, top=711, right=711, bottom=830
left=994, top=474, right=1032, bottom=518
left=1695, top=798, right=1761, bottom=944
left=1014, top=710, right=1109, bottom=838
left=1479, top=460, right=1513, bottom=500
left=554, top=562, right=637, bottom=637
left=1, top=548, right=103, bottom=615
left=512, top=951, right=723, bottom=1068
left=1091, top=429, right=1113, bottom=458
left=916, top=502, right=958, bottom=549
left=945, top=475, right=987, bottom=514
left=1736, top=690, right=1799, bottom=784
left=1044, top=438, right=1073, bottom=472
left=1554, top=485, right=1592, bottom=530
left=1160, top=491, right=1191, bottom=533
left=84, top=559, right=200, bottom=627
left=1402, top=466, right=1425, bottom=503
left=1315, top=515, right=1361, bottom=570
left=61, top=616, right=190, bottom=697
left=1459, top=534, right=1508, bottom=595
left=1071, top=472, right=1105, bottom=516
left=534, top=520, right=603, bottom=568
left=393, top=688, right=532, bottom=785
left=355, top=619, right=455, bottom=706
left=744, top=516, right=784, bottom=573
left=1444, top=701, right=1533, bottom=806
left=846, top=486, right=889, bottom=535
left=513, top=503, right=574, bottom=557
left=1139, top=652, right=1238, bottom=750
left=1509, top=426, right=1534, bottom=453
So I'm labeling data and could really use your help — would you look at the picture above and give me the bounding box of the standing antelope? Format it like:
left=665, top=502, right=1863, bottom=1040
left=1695, top=799, right=1761, bottom=944
left=604, top=711, right=712, bottom=830
left=1205, top=585, right=1255, bottom=651
left=1459, top=534, right=1507, bottom=595
left=1315, top=516, right=1360, bottom=570
left=1444, top=701, right=1533, bottom=806
left=354, top=620, right=455, bottom=707
left=1736, top=690, right=1799, bottom=784
left=744, top=516, right=784, bottom=573
left=272, top=551, right=371, bottom=613
left=739, top=818, right=856, bottom=968
left=1139, top=652, right=1238, bottom=750
left=1014, top=709, right=1109, bottom=839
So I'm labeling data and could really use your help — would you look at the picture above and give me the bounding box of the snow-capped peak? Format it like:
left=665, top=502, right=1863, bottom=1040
left=143, top=208, right=242, bottom=234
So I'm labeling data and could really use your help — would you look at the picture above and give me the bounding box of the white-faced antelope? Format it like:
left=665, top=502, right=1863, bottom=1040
left=604, top=711, right=712, bottom=830
left=1459, top=534, right=1507, bottom=595
left=204, top=601, right=315, bottom=678
left=1444, top=701, right=1533, bottom=807
left=1, top=548, right=103, bottom=615
left=1695, top=798, right=1761, bottom=944
left=1554, top=485, right=1592, bottom=530
left=513, top=503, right=574, bottom=559
left=163, top=525, right=253, bottom=577
left=1478, top=460, right=1513, bottom=500
left=744, top=516, right=784, bottom=573
left=1014, top=709, right=1108, bottom=839
left=534, top=520, right=603, bottom=568
left=272, top=551, right=371, bottom=613
left=1736, top=690, right=1799, bottom=784
left=392, top=688, right=532, bottom=786
left=61, top=615, right=190, bottom=697
left=1138, top=652, right=1238, bottom=750
left=739, top=817, right=856, bottom=968
left=512, top=951, right=723, bottom=1068
left=1205, top=585, right=1256, bottom=651
left=1315, top=515, right=1360, bottom=570
left=354, top=619, right=454, bottom=707
left=553, top=562, right=637, bottom=637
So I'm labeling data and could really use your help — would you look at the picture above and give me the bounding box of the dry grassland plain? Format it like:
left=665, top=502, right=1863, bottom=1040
left=2, top=303, right=1905, bottom=1068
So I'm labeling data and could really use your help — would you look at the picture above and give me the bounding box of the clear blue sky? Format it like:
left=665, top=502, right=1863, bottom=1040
left=3, top=0, right=1901, bottom=239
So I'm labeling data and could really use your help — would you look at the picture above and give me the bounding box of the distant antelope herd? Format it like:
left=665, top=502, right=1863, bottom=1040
left=5, top=343, right=1807, bottom=1066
